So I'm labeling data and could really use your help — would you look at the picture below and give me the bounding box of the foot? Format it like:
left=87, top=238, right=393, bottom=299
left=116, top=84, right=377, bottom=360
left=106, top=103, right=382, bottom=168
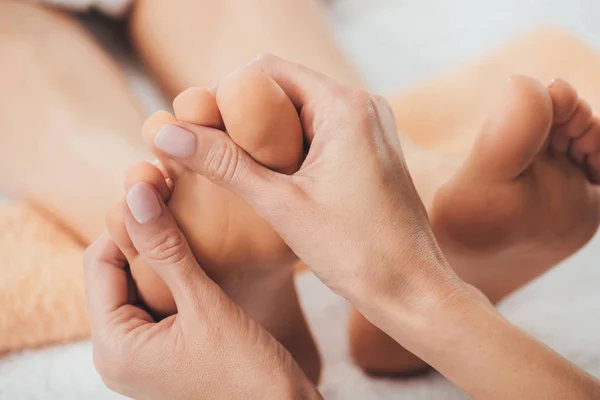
left=349, top=76, right=600, bottom=375
left=432, top=76, right=600, bottom=302
left=106, top=67, right=320, bottom=384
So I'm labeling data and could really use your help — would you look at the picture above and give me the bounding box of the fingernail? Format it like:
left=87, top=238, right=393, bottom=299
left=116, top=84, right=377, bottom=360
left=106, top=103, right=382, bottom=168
left=154, top=124, right=196, bottom=158
left=126, top=183, right=162, bottom=224
left=549, top=78, right=558, bottom=87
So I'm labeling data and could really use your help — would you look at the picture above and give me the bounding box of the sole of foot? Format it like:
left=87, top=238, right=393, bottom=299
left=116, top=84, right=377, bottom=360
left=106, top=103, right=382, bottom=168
left=349, top=76, right=600, bottom=375
left=106, top=67, right=321, bottom=384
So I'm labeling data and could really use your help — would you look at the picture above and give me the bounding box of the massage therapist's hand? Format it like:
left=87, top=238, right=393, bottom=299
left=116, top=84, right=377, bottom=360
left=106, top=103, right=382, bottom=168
left=83, top=186, right=320, bottom=400
left=148, top=54, right=459, bottom=307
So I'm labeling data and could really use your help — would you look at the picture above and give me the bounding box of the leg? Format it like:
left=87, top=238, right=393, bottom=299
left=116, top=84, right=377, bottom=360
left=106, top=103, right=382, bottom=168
left=389, top=27, right=600, bottom=155
left=129, top=0, right=365, bottom=98
left=0, top=0, right=148, bottom=243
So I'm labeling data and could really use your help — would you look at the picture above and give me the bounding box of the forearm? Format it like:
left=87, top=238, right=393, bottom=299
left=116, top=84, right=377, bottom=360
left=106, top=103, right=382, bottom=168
left=355, top=280, right=600, bottom=399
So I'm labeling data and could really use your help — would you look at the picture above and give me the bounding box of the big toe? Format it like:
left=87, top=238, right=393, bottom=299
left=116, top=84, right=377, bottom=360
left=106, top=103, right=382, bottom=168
left=216, top=66, right=304, bottom=174
left=466, top=75, right=553, bottom=180
left=173, top=87, right=224, bottom=128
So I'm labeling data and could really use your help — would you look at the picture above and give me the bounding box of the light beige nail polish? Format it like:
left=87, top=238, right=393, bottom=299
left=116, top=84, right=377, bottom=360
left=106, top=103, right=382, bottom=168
left=154, top=125, right=196, bottom=158
left=126, top=183, right=162, bottom=224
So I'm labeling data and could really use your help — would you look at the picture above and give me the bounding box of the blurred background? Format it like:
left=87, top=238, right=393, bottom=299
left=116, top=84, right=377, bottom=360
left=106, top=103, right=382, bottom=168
left=1, top=0, right=599, bottom=399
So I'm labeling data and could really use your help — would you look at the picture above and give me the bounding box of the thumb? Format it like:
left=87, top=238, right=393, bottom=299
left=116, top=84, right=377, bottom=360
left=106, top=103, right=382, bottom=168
left=150, top=121, right=298, bottom=220
left=123, top=182, right=221, bottom=317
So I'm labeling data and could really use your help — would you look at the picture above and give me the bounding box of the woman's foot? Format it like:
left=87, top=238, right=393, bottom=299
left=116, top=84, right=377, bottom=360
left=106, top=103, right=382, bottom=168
left=350, top=76, right=600, bottom=375
left=432, top=76, right=600, bottom=301
left=106, top=67, right=320, bottom=384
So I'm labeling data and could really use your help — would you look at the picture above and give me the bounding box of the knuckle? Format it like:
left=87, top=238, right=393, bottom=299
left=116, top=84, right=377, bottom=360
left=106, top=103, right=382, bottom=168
left=352, top=91, right=390, bottom=126
left=204, top=140, right=241, bottom=184
left=141, top=228, right=189, bottom=265
left=339, top=90, right=374, bottom=120
left=349, top=89, right=373, bottom=106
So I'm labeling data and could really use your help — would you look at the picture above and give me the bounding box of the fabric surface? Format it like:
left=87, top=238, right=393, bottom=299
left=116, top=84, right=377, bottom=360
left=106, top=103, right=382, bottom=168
left=2, top=0, right=600, bottom=398
left=0, top=203, right=88, bottom=354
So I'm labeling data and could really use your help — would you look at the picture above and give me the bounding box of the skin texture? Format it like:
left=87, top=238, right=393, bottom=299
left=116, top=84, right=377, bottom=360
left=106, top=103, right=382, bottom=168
left=348, top=76, right=600, bottom=374
left=106, top=67, right=321, bottom=384
left=3, top=0, right=600, bottom=390
left=139, top=54, right=600, bottom=399
left=85, top=207, right=321, bottom=400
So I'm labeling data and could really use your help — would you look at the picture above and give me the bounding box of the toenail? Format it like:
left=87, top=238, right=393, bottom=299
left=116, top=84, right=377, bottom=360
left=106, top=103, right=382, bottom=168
left=154, top=124, right=196, bottom=158
left=126, top=183, right=163, bottom=224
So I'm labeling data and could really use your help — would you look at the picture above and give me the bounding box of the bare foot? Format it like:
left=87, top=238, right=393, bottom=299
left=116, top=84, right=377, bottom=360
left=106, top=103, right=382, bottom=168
left=349, top=76, right=600, bottom=375
left=432, top=76, right=600, bottom=302
left=106, top=67, right=321, bottom=384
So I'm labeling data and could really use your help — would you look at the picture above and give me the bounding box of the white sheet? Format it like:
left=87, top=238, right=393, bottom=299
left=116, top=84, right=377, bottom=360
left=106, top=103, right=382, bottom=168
left=2, top=0, right=600, bottom=398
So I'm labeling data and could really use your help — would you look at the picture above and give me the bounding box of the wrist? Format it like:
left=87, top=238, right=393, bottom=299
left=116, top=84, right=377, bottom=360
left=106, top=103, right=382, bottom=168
left=352, top=267, right=493, bottom=353
left=347, top=253, right=469, bottom=323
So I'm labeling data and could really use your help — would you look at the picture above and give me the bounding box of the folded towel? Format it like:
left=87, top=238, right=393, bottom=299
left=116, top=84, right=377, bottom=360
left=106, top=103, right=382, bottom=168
left=0, top=203, right=88, bottom=354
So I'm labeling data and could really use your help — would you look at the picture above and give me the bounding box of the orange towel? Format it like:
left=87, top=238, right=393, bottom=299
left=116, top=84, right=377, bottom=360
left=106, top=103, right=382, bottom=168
left=0, top=203, right=89, bottom=354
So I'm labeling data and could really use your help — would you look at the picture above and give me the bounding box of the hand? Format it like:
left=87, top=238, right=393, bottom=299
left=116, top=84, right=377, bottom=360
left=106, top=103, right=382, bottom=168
left=83, top=183, right=319, bottom=400
left=148, top=54, right=460, bottom=308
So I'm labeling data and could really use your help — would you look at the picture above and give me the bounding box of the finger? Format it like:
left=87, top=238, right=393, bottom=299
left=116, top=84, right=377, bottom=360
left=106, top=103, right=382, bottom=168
left=248, top=54, right=336, bottom=109
left=150, top=121, right=299, bottom=218
left=123, top=182, right=220, bottom=315
left=83, top=232, right=131, bottom=330
left=106, top=162, right=173, bottom=263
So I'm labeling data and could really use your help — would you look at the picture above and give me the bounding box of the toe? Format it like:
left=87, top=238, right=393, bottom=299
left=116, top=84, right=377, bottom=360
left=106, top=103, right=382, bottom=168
left=467, top=75, right=552, bottom=180
left=570, top=118, right=600, bottom=163
left=548, top=79, right=579, bottom=124
left=587, top=152, right=600, bottom=184
left=550, top=130, right=572, bottom=153
left=125, top=161, right=171, bottom=202
left=216, top=66, right=304, bottom=174
left=173, top=87, right=224, bottom=128
left=552, top=99, right=593, bottom=140
left=105, top=201, right=137, bottom=260
left=142, top=111, right=187, bottom=180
